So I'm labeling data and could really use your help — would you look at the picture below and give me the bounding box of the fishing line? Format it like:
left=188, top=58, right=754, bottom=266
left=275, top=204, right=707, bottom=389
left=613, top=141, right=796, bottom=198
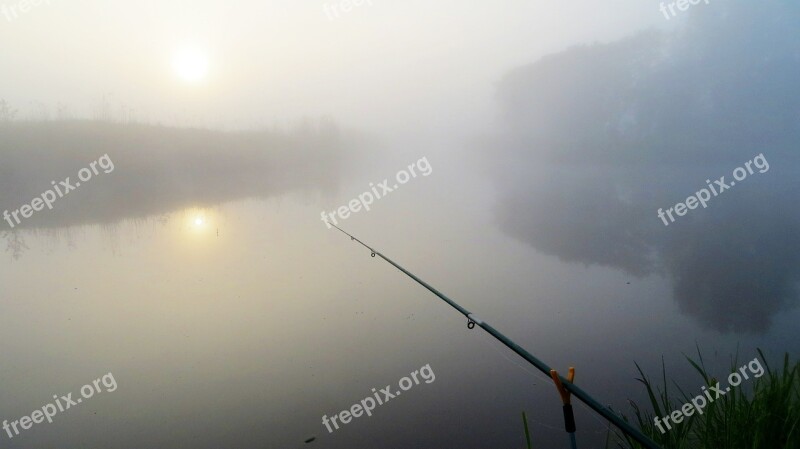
left=472, top=314, right=615, bottom=438
left=474, top=327, right=551, bottom=387
left=475, top=331, right=611, bottom=438
left=575, top=399, right=625, bottom=436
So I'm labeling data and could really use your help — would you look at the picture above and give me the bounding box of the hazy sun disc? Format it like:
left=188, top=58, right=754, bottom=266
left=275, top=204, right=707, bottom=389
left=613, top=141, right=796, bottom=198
left=172, top=48, right=209, bottom=83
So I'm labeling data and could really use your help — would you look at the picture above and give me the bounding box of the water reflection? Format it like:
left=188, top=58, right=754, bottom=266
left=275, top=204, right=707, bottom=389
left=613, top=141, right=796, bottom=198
left=488, top=1, right=800, bottom=333
left=0, top=119, right=349, bottom=258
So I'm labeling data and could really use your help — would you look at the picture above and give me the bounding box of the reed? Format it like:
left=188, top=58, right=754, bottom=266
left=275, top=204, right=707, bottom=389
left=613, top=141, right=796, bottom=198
left=614, top=348, right=799, bottom=449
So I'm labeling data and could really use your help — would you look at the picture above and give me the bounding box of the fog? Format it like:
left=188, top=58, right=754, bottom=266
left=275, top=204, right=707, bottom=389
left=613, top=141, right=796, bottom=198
left=0, top=120, right=347, bottom=230
left=0, top=0, right=663, bottom=134
left=1, top=1, right=798, bottom=449
left=489, top=0, right=800, bottom=332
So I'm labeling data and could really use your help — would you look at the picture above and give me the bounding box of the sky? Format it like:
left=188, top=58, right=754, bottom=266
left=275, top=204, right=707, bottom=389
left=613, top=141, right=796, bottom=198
left=0, top=0, right=666, bottom=134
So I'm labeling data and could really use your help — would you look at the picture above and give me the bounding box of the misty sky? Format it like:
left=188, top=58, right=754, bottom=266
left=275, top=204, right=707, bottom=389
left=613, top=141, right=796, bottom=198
left=1, top=0, right=665, bottom=134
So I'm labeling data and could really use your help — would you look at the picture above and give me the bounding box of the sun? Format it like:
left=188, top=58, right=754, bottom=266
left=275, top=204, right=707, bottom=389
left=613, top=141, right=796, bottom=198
left=172, top=47, right=209, bottom=83
left=187, top=211, right=208, bottom=230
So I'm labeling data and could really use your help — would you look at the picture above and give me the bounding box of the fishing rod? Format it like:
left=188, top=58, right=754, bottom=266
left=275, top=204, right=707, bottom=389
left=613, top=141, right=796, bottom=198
left=329, top=223, right=662, bottom=449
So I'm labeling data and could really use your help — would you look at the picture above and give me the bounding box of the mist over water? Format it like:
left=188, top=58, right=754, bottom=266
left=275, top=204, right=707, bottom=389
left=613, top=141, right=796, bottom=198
left=1, top=1, right=798, bottom=448
left=490, top=1, right=800, bottom=333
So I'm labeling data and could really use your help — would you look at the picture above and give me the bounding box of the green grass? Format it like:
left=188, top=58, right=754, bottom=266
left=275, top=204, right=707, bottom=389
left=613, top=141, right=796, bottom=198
left=522, top=411, right=533, bottom=449
left=614, top=348, right=800, bottom=449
